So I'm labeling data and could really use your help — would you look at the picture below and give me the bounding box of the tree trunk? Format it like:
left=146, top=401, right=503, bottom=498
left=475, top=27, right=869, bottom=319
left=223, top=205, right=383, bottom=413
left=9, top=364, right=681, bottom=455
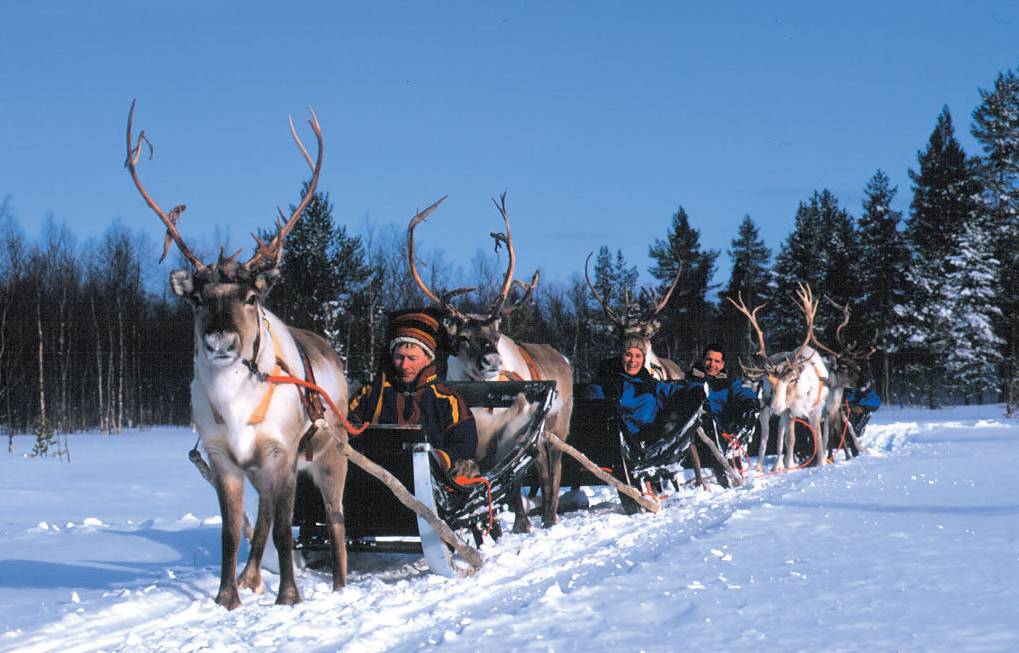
left=92, top=295, right=106, bottom=433
left=36, top=299, right=46, bottom=425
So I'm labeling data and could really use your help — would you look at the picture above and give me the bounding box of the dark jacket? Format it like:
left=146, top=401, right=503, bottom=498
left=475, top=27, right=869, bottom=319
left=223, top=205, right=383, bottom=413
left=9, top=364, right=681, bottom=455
left=686, top=364, right=758, bottom=430
left=587, top=366, right=692, bottom=441
left=349, top=363, right=478, bottom=465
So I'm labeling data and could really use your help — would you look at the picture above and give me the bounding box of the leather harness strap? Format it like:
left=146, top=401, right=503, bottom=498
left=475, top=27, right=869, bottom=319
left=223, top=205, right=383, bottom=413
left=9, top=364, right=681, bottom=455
left=209, top=319, right=328, bottom=462
left=515, top=342, right=543, bottom=381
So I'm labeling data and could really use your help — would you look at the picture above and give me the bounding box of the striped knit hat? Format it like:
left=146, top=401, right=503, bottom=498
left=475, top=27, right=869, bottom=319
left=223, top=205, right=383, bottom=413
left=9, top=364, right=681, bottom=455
left=387, top=308, right=442, bottom=361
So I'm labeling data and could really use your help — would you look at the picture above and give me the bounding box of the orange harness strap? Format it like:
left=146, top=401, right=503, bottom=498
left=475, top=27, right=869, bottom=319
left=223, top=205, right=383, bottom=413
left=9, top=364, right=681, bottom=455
left=247, top=321, right=285, bottom=425
left=515, top=343, right=543, bottom=381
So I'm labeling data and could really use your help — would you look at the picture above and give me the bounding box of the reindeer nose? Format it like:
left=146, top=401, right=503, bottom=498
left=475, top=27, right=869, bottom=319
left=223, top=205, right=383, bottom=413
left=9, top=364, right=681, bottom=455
left=482, top=352, right=502, bottom=370
left=203, top=331, right=238, bottom=357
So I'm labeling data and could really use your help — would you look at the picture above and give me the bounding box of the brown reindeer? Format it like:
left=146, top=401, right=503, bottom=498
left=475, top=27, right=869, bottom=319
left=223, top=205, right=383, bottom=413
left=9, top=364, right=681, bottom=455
left=812, top=297, right=877, bottom=460
left=583, top=252, right=685, bottom=381
left=407, top=195, right=574, bottom=532
left=728, top=283, right=830, bottom=471
left=126, top=101, right=350, bottom=609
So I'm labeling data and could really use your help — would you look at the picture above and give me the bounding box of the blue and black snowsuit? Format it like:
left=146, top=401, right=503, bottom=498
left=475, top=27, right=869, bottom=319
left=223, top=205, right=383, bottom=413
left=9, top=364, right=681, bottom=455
left=685, top=364, right=759, bottom=433
left=586, top=366, right=694, bottom=445
left=844, top=383, right=880, bottom=436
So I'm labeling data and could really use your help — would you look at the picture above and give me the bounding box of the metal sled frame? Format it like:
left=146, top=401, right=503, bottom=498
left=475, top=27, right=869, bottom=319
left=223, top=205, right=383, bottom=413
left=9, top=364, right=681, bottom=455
left=559, top=386, right=708, bottom=513
left=294, top=380, right=555, bottom=577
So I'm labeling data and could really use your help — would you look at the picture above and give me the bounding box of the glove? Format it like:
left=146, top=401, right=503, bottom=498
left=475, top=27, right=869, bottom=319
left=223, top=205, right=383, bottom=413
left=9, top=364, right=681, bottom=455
left=451, top=458, right=481, bottom=479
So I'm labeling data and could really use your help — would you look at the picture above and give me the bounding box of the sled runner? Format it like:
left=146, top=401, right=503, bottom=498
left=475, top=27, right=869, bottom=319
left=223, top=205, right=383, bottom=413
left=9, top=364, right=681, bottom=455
left=557, top=383, right=709, bottom=513
left=293, top=380, right=555, bottom=577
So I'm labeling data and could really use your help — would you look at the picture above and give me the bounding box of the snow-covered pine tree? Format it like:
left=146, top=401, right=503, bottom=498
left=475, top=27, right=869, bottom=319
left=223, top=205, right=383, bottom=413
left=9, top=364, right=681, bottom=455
left=647, top=207, right=718, bottom=365
left=720, top=215, right=771, bottom=360
left=769, top=190, right=857, bottom=350
left=897, top=107, right=981, bottom=407
left=943, top=214, right=1003, bottom=403
left=855, top=171, right=910, bottom=401
left=971, top=67, right=1019, bottom=414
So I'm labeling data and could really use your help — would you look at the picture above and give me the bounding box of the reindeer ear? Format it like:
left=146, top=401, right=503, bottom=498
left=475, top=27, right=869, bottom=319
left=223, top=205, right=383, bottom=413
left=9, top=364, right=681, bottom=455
left=254, top=268, right=280, bottom=294
left=441, top=315, right=459, bottom=336
left=169, top=269, right=194, bottom=297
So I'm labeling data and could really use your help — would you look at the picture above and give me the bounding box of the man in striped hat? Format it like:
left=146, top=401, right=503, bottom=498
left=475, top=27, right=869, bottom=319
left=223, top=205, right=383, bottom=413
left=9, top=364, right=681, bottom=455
left=349, top=308, right=480, bottom=478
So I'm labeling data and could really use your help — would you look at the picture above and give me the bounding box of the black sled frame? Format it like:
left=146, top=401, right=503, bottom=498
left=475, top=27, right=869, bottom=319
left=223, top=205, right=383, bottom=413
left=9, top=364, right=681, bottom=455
left=294, top=380, right=555, bottom=577
left=558, top=385, right=707, bottom=514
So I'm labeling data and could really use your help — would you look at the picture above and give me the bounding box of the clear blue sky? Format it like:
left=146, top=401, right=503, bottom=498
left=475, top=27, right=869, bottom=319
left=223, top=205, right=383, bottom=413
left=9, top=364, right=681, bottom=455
left=1, top=1, right=1016, bottom=290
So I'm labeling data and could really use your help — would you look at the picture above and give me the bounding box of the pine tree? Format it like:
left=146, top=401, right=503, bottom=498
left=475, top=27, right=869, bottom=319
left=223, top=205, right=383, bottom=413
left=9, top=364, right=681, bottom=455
left=647, top=206, right=718, bottom=364
left=769, top=190, right=858, bottom=350
left=971, top=67, right=1019, bottom=414
left=943, top=216, right=1003, bottom=402
left=898, top=107, right=982, bottom=407
left=720, top=215, right=771, bottom=359
left=856, top=170, right=910, bottom=401
left=269, top=182, right=372, bottom=366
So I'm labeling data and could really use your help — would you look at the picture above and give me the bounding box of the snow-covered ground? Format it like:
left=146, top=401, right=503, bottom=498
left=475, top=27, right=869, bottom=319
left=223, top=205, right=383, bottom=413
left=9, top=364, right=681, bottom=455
left=1, top=405, right=1017, bottom=652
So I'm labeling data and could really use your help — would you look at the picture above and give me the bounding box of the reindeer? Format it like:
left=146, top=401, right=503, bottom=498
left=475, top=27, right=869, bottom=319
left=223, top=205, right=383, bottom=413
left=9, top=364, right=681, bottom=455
left=407, top=195, right=574, bottom=533
left=728, top=283, right=829, bottom=471
left=583, top=253, right=684, bottom=381
left=811, top=296, right=877, bottom=461
left=126, top=101, right=350, bottom=609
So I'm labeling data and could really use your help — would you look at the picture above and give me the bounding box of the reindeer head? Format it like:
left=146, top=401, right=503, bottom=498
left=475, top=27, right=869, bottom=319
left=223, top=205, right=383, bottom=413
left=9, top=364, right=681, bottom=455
left=727, top=283, right=826, bottom=412
left=407, top=194, right=539, bottom=381
left=584, top=252, right=681, bottom=358
left=125, top=100, right=322, bottom=369
left=811, top=296, right=877, bottom=389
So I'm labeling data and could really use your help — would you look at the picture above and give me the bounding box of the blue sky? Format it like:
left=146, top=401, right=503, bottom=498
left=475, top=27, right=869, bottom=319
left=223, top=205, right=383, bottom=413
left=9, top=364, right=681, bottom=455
left=1, top=2, right=1016, bottom=290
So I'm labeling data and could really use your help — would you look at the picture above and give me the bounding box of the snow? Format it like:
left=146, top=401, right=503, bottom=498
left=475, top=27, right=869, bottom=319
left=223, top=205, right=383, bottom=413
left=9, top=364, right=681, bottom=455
left=2, top=405, right=1018, bottom=652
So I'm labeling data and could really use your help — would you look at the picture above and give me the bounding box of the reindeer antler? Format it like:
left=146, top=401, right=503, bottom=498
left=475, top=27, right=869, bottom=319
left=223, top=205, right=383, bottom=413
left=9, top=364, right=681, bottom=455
left=125, top=100, right=205, bottom=270
left=726, top=291, right=769, bottom=362
left=242, top=108, right=323, bottom=272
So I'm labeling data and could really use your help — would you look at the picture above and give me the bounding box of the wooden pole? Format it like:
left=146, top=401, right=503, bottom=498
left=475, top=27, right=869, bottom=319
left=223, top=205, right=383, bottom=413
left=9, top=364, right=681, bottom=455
left=543, top=431, right=661, bottom=513
left=695, top=426, right=742, bottom=487
left=342, top=445, right=484, bottom=572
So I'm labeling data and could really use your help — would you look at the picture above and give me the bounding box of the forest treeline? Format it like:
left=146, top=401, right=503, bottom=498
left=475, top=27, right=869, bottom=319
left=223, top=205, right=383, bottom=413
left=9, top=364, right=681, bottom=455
left=2, top=65, right=1017, bottom=440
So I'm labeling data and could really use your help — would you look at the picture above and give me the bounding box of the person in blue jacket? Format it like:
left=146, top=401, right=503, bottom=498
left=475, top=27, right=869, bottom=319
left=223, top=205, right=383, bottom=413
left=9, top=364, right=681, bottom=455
left=587, top=337, right=696, bottom=447
left=685, top=343, right=759, bottom=433
left=684, top=344, right=759, bottom=485
left=844, top=380, right=880, bottom=438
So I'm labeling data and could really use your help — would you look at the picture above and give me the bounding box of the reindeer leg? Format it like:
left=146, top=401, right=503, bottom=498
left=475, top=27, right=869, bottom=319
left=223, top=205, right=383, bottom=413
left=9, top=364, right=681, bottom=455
left=689, top=444, right=707, bottom=490
left=270, top=468, right=301, bottom=606
left=237, top=496, right=272, bottom=593
left=541, top=436, right=564, bottom=527
left=213, top=466, right=245, bottom=610
left=510, top=477, right=532, bottom=534
left=314, top=446, right=349, bottom=591
left=755, top=414, right=769, bottom=472
left=812, top=416, right=826, bottom=467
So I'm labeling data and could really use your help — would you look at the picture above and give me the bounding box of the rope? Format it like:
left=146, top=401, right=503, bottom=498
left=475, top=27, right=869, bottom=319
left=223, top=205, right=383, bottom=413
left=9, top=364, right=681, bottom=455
left=264, top=374, right=369, bottom=436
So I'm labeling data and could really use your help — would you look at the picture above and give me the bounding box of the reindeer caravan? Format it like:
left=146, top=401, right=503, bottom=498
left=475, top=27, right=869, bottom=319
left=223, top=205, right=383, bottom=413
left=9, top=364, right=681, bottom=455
left=124, top=102, right=881, bottom=609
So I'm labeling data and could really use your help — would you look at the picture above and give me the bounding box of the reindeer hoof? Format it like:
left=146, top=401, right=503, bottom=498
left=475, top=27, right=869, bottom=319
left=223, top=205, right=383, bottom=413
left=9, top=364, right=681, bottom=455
left=512, top=515, right=532, bottom=534
left=237, top=568, right=264, bottom=594
left=275, top=586, right=302, bottom=606
left=542, top=513, right=559, bottom=528
left=215, top=588, right=242, bottom=611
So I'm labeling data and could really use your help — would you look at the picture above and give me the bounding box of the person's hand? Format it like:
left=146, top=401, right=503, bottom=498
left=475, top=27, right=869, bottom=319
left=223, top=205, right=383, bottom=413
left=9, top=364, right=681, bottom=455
left=451, top=458, right=481, bottom=479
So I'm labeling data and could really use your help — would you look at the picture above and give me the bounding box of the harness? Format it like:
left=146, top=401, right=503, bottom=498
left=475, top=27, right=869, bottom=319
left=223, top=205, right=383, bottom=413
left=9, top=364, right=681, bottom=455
left=212, top=307, right=327, bottom=460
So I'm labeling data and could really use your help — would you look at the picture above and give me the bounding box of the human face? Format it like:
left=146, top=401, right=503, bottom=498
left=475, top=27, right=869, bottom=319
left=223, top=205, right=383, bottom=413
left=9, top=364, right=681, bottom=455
left=622, top=347, right=645, bottom=376
left=392, top=344, right=431, bottom=383
left=702, top=349, right=724, bottom=377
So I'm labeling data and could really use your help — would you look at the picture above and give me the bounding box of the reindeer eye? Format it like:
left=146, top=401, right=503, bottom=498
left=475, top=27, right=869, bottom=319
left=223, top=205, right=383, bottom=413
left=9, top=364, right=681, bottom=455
left=244, top=294, right=258, bottom=306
